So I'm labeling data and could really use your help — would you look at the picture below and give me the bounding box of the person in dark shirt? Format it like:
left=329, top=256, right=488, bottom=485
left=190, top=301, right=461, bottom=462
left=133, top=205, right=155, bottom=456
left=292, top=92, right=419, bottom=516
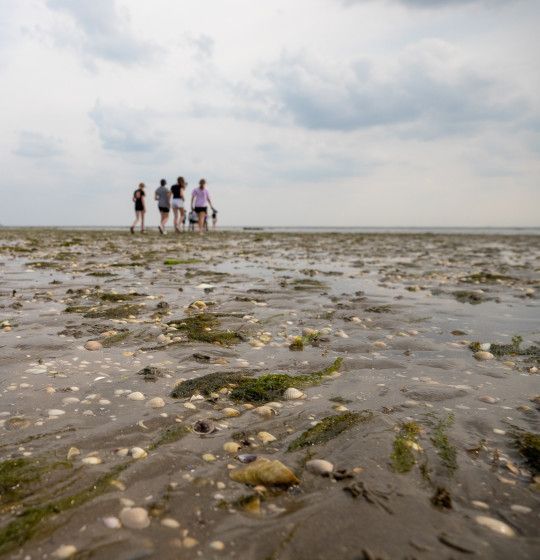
left=130, top=183, right=146, bottom=233
left=171, top=177, right=186, bottom=233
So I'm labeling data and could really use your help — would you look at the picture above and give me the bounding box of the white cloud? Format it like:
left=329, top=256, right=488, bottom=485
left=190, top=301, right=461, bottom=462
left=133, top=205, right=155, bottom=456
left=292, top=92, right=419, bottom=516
left=14, top=131, right=64, bottom=158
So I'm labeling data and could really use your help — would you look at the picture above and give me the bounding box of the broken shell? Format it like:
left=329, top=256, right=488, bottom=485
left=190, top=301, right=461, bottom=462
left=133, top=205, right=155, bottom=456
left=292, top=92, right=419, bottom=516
left=193, top=419, right=215, bottom=434
left=474, top=351, right=494, bottom=361
left=221, top=407, right=241, bottom=417
left=147, top=397, right=165, bottom=408
left=67, top=446, right=80, bottom=460
left=475, top=516, right=515, bottom=537
left=120, top=507, right=150, bottom=529
left=84, top=340, right=102, bottom=351
left=254, top=406, right=277, bottom=418
left=305, top=459, right=334, bottom=476
left=127, top=392, right=145, bottom=401
left=283, top=388, right=304, bottom=400
left=82, top=456, right=102, bottom=465
left=130, top=447, right=148, bottom=459
left=257, top=431, right=276, bottom=444
left=223, top=441, right=242, bottom=453
left=189, top=300, right=207, bottom=310
left=230, top=458, right=299, bottom=487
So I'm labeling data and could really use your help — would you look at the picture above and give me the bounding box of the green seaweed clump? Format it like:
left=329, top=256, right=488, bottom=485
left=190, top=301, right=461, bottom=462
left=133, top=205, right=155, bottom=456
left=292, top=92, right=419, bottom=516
left=391, top=421, right=421, bottom=473
left=289, top=336, right=304, bottom=351
left=101, top=331, right=130, bottom=347
left=171, top=371, right=250, bottom=399
left=469, top=335, right=539, bottom=365
left=453, top=290, right=485, bottom=304
left=430, top=414, right=457, bottom=474
left=168, top=313, right=242, bottom=345
left=460, top=272, right=515, bottom=284
left=97, top=292, right=144, bottom=302
left=84, top=303, right=143, bottom=319
left=289, top=331, right=321, bottom=351
left=512, top=431, right=540, bottom=474
left=149, top=425, right=190, bottom=449
left=365, top=305, right=393, bottom=313
left=230, top=358, right=343, bottom=403
left=64, top=305, right=94, bottom=314
left=164, top=258, right=201, bottom=265
left=287, top=411, right=373, bottom=451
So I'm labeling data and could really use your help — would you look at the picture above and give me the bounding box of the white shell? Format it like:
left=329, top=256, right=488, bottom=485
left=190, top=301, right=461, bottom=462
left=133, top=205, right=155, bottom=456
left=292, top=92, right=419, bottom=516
left=223, top=441, right=241, bottom=453
left=82, top=456, right=102, bottom=465
left=222, top=407, right=240, bottom=417
left=306, top=459, right=334, bottom=476
left=62, top=397, right=80, bottom=405
left=283, top=388, right=304, bottom=400
left=103, top=516, right=121, bottom=529
left=478, top=396, right=498, bottom=404
left=474, top=351, right=494, bottom=361
left=52, top=545, right=77, bottom=559
left=372, top=341, right=387, bottom=349
left=257, top=431, right=277, bottom=444
left=475, top=516, right=515, bottom=537
left=120, top=507, right=150, bottom=529
left=67, top=447, right=80, bottom=460
left=161, top=518, right=180, bottom=528
left=130, top=447, right=148, bottom=459
left=254, top=406, right=277, bottom=418
left=147, top=397, right=165, bottom=408
left=479, top=343, right=491, bottom=351
left=48, top=409, right=65, bottom=416
left=84, top=340, right=102, bottom=351
left=127, top=392, right=145, bottom=401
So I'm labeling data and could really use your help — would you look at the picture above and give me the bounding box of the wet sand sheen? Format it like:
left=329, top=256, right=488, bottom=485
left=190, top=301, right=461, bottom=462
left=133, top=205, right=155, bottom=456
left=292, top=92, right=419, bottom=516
left=0, top=229, right=539, bottom=559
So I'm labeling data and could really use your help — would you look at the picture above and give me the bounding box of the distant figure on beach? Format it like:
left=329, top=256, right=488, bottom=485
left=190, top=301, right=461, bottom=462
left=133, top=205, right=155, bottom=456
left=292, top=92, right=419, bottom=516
left=188, top=210, right=198, bottom=232
left=211, top=209, right=218, bottom=230
left=171, top=177, right=186, bottom=233
left=155, top=179, right=171, bottom=235
left=130, top=183, right=146, bottom=234
left=191, top=179, right=215, bottom=234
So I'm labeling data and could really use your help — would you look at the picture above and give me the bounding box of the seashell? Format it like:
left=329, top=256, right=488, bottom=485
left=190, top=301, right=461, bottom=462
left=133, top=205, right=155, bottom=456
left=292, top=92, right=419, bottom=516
left=183, top=537, right=198, bottom=548
left=510, top=504, right=531, bottom=514
left=120, top=507, right=150, bottom=529
left=474, top=351, right=494, bottom=361
left=223, top=441, right=242, bottom=453
left=5, top=417, right=31, bottom=430
left=62, top=397, right=80, bottom=405
left=257, top=431, right=276, bottom=444
left=202, top=453, right=216, bottom=462
left=221, top=407, right=240, bottom=417
left=372, top=341, right=387, bottom=349
left=478, top=396, right=499, bottom=404
left=254, top=406, right=277, bottom=418
left=283, top=388, right=304, bottom=400
left=82, top=456, right=102, bottom=465
left=116, top=448, right=129, bottom=457
left=334, top=405, right=348, bottom=412
left=475, top=516, right=515, bottom=537
left=305, top=459, right=334, bottom=476
left=189, top=300, right=207, bottom=310
left=479, top=343, right=491, bottom=351
left=127, top=392, right=145, bottom=401
left=210, top=541, right=225, bottom=551
left=161, top=518, right=180, bottom=528
left=67, top=446, right=80, bottom=460
left=184, top=402, right=197, bottom=410
left=230, top=458, right=299, bottom=487
left=147, top=397, right=165, bottom=408
left=103, top=516, right=121, bottom=529
left=84, top=340, right=102, bottom=351
left=193, top=419, right=215, bottom=434
left=238, top=454, right=258, bottom=464
left=130, top=447, right=148, bottom=459
left=335, top=330, right=349, bottom=338
left=52, top=545, right=77, bottom=559
left=48, top=409, right=65, bottom=417
left=471, top=500, right=489, bottom=510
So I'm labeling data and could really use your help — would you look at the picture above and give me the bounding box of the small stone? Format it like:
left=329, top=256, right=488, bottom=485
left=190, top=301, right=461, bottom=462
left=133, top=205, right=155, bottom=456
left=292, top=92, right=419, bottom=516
left=474, top=351, right=494, bottom=361
left=221, top=407, right=240, bottom=417
left=84, top=340, right=102, bottom=351
left=183, top=537, right=198, bottom=548
left=254, top=405, right=277, bottom=418
left=82, top=456, right=102, bottom=465
left=203, top=453, right=217, bottom=462
left=223, top=442, right=242, bottom=453
left=335, top=329, right=349, bottom=338
left=478, top=396, right=499, bottom=404
left=184, top=402, right=197, bottom=410
left=130, top=447, right=148, bottom=459
left=257, top=431, right=276, bottom=444
left=103, top=516, right=121, bottom=529
left=62, top=397, right=80, bottom=405
left=127, top=392, right=145, bottom=401
left=372, top=341, right=387, bottom=349
left=209, top=541, right=225, bottom=551
left=475, top=516, right=515, bottom=537
left=472, top=500, right=489, bottom=510
left=510, top=504, right=531, bottom=514
left=305, top=459, right=334, bottom=476
left=48, top=409, right=66, bottom=417
left=161, top=518, right=180, bottom=528
left=120, top=507, right=150, bottom=529
left=52, top=545, right=77, bottom=559
left=147, top=397, right=165, bottom=408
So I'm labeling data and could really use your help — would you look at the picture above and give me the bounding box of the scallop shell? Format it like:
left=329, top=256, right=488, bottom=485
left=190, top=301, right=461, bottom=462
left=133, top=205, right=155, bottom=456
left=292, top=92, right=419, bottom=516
left=223, top=441, right=242, bottom=453
left=474, top=351, right=494, bottom=361
left=127, top=392, right=145, bottom=401
left=283, top=388, right=304, bottom=400
left=305, top=459, right=334, bottom=476
left=475, top=516, right=515, bottom=537
left=84, top=340, right=102, bottom=351
left=257, top=431, right=276, bottom=444
left=254, top=406, right=277, bottom=418
left=229, top=458, right=299, bottom=487
left=221, top=407, right=241, bottom=417
left=130, top=447, right=148, bottom=459
left=119, top=507, right=150, bottom=529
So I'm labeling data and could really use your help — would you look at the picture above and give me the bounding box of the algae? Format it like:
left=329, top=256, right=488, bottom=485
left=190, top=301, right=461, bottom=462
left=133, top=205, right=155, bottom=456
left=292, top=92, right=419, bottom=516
left=97, top=292, right=144, bottom=302
left=365, top=305, right=393, bottom=313
left=287, top=411, right=373, bottom=451
left=167, top=313, right=242, bottom=345
left=164, top=258, right=201, bottom=265
left=100, top=331, right=130, bottom=347
left=469, top=335, right=540, bottom=365
left=430, top=414, right=457, bottom=474
left=511, top=430, right=540, bottom=474
left=64, top=305, right=94, bottom=314
left=149, top=425, right=190, bottom=450
left=84, top=303, right=143, bottom=319
left=391, top=421, right=421, bottom=473
left=171, top=371, right=250, bottom=399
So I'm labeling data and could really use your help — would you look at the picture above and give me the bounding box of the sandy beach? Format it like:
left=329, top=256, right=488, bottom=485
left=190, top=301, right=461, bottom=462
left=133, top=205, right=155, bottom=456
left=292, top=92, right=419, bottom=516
left=0, top=228, right=539, bottom=559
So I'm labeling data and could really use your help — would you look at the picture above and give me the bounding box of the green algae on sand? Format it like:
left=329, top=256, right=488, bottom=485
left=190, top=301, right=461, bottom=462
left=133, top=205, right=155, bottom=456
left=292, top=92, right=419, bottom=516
left=149, top=425, right=190, bottom=450
left=511, top=430, right=540, bottom=474
left=84, top=303, right=144, bottom=319
left=163, top=258, right=201, bottom=265
left=391, top=421, right=421, bottom=473
left=167, top=313, right=242, bottom=345
left=287, top=411, right=373, bottom=451
left=171, top=371, right=250, bottom=399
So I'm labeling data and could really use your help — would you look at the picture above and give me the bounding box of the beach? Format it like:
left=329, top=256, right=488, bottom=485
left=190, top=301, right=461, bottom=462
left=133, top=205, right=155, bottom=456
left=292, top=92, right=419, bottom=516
left=0, top=228, right=539, bottom=559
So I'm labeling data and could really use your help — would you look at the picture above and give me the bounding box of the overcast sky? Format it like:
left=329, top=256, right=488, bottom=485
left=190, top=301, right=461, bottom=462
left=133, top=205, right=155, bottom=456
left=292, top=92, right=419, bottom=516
left=1, top=0, right=539, bottom=227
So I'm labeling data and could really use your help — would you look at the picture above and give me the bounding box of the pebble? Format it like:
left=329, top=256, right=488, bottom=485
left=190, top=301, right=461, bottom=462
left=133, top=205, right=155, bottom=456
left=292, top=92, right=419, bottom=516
left=103, top=516, right=121, bottom=529
left=283, top=387, right=304, bottom=400
left=120, top=507, right=150, bottom=529
left=184, top=402, right=197, bottom=410
left=84, top=340, right=102, bottom=351
left=82, top=456, right=102, bottom=465
left=209, top=541, right=225, bottom=551
left=130, top=447, right=148, bottom=459
left=147, top=397, right=165, bottom=408
left=183, top=537, right=199, bottom=548
left=478, top=396, right=499, bottom=404
left=335, top=329, right=349, bottom=338
left=127, top=392, right=145, bottom=401
left=257, top=431, right=276, bottom=444
left=203, top=453, right=217, bottom=462
left=373, top=341, right=387, bottom=349
left=475, top=516, right=515, bottom=537
left=161, top=518, right=181, bottom=528
left=510, top=504, right=531, bottom=514
left=306, top=459, right=334, bottom=476
left=52, top=545, right=77, bottom=558
left=223, top=442, right=242, bottom=453
left=221, top=407, right=240, bottom=417
left=474, top=351, right=494, bottom=361
left=48, top=409, right=65, bottom=417
left=472, top=500, right=489, bottom=510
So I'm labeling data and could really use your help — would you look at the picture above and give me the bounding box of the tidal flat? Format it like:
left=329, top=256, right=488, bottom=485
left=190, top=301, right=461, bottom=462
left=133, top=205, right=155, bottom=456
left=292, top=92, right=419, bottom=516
left=0, top=228, right=539, bottom=559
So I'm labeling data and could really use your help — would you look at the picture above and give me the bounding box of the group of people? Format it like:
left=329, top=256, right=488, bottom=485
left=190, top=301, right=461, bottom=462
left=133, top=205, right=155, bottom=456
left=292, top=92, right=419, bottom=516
left=131, top=177, right=218, bottom=234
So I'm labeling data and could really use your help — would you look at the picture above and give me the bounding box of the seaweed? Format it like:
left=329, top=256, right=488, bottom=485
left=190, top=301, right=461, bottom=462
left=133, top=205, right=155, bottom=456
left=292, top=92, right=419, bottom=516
left=453, top=290, right=485, bottom=304
left=430, top=414, right=457, bottom=474
left=391, top=421, right=421, bottom=473
left=511, top=430, right=540, bottom=474
left=64, top=305, right=94, bottom=314
left=230, top=357, right=343, bottom=403
left=170, top=371, right=250, bottom=399
left=84, top=304, right=143, bottom=319
left=365, top=305, right=393, bottom=313
left=163, top=258, right=201, bottom=265
left=148, top=425, right=190, bottom=450
left=167, top=313, right=242, bottom=345
left=460, top=272, right=516, bottom=284
left=469, top=335, right=540, bottom=365
left=291, top=278, right=326, bottom=291
left=289, top=331, right=321, bottom=351
left=100, top=331, right=130, bottom=347
left=287, top=411, right=373, bottom=451
left=97, top=292, right=144, bottom=302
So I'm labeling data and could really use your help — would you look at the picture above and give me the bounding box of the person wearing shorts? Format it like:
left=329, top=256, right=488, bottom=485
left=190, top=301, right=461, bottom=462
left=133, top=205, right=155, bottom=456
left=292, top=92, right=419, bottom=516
left=171, top=177, right=186, bottom=233
left=154, top=179, right=171, bottom=234
left=191, top=178, right=215, bottom=234
left=130, top=182, right=146, bottom=233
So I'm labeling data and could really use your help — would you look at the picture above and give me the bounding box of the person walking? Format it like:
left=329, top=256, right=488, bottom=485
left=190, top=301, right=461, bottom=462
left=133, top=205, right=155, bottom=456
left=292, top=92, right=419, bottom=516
left=130, top=182, right=146, bottom=234
left=171, top=177, right=186, bottom=233
left=191, top=179, right=215, bottom=234
left=155, top=179, right=171, bottom=234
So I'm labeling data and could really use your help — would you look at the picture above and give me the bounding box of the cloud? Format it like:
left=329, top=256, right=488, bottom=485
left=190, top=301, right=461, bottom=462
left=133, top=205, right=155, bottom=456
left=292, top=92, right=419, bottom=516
left=88, top=102, right=167, bottom=160
left=14, top=131, right=63, bottom=158
left=46, top=0, right=157, bottom=66
left=339, top=0, right=503, bottom=8
left=257, top=40, right=528, bottom=136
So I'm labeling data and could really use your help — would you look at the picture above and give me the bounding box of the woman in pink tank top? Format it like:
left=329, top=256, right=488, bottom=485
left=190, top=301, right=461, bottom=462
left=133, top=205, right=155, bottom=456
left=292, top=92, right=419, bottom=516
left=191, top=179, right=215, bottom=233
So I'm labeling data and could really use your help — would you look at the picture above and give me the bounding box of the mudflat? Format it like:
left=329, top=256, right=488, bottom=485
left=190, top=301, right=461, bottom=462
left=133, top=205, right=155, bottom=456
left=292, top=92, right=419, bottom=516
left=0, top=229, right=539, bottom=560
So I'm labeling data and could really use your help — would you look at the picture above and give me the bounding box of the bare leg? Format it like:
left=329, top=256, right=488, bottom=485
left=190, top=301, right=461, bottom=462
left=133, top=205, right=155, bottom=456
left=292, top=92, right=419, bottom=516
left=140, top=211, right=145, bottom=232
left=180, top=208, right=185, bottom=231
left=197, top=211, right=206, bottom=233
left=172, top=207, right=179, bottom=232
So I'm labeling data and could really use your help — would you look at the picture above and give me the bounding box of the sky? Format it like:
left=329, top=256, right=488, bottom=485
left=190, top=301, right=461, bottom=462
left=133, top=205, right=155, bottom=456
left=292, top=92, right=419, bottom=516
left=0, top=0, right=539, bottom=227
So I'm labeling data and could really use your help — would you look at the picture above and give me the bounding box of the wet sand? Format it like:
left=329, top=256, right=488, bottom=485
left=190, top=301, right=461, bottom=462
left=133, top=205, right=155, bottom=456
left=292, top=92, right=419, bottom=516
left=0, top=229, right=539, bottom=559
